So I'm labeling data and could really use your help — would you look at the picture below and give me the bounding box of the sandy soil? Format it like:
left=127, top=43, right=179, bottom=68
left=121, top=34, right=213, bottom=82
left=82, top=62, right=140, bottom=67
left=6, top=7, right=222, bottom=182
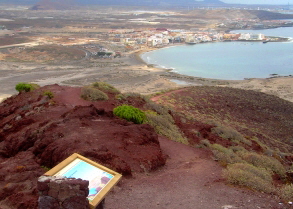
left=0, top=49, right=293, bottom=104
left=226, top=77, right=293, bottom=103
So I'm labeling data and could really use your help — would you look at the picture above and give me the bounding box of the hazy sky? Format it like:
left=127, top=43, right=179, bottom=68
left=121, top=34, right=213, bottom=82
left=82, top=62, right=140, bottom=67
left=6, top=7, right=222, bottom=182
left=222, top=0, right=293, bottom=4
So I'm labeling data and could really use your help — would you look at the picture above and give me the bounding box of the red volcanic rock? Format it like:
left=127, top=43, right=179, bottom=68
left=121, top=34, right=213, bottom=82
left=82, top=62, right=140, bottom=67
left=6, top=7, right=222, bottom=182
left=0, top=84, right=166, bottom=208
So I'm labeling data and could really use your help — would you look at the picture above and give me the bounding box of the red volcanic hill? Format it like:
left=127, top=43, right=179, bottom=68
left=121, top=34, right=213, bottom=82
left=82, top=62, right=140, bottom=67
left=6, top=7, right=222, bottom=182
left=30, top=0, right=72, bottom=10
left=152, top=86, right=293, bottom=155
left=0, top=84, right=165, bottom=208
left=1, top=84, right=293, bottom=208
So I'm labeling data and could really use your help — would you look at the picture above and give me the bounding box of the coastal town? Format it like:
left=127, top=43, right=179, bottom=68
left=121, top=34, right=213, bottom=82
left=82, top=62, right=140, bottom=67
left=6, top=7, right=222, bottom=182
left=1, top=5, right=293, bottom=52
left=1, top=14, right=292, bottom=59
left=0, top=22, right=289, bottom=58
left=0, top=6, right=292, bottom=97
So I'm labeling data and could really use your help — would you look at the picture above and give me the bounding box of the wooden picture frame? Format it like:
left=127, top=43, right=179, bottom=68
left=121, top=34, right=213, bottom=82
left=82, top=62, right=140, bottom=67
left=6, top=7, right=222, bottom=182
left=45, top=153, right=122, bottom=209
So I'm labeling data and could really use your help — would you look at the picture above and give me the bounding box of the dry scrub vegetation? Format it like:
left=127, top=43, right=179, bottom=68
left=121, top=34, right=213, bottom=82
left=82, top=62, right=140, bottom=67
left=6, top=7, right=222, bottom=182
left=223, top=163, right=275, bottom=193
left=5, top=82, right=293, bottom=202
left=81, top=86, right=109, bottom=101
left=152, top=86, right=293, bottom=200
left=78, top=83, right=188, bottom=144
left=4, top=45, right=85, bottom=63
left=20, top=82, right=292, bottom=200
left=114, top=92, right=188, bottom=144
left=77, top=83, right=293, bottom=201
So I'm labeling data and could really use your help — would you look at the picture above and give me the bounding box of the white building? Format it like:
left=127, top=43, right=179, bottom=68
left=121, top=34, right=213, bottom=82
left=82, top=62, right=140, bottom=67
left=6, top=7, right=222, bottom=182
left=239, top=33, right=265, bottom=40
left=250, top=33, right=265, bottom=40
left=238, top=33, right=251, bottom=40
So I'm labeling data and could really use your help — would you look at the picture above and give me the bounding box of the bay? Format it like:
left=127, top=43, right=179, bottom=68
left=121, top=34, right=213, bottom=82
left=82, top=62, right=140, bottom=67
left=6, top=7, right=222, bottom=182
left=141, top=27, right=293, bottom=80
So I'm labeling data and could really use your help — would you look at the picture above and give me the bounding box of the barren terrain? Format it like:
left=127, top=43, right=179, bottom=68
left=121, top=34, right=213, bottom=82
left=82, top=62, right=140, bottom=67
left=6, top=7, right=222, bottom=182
left=106, top=137, right=283, bottom=209
left=0, top=84, right=291, bottom=208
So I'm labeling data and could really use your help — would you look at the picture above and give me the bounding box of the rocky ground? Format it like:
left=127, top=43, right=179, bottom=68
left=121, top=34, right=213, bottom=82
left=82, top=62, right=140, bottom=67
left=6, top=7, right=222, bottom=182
left=0, top=84, right=292, bottom=208
left=0, top=84, right=165, bottom=208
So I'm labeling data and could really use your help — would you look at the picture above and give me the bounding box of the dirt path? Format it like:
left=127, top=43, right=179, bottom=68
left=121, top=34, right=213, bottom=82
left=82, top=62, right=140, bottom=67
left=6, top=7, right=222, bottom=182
left=105, top=137, right=282, bottom=209
left=151, top=89, right=185, bottom=102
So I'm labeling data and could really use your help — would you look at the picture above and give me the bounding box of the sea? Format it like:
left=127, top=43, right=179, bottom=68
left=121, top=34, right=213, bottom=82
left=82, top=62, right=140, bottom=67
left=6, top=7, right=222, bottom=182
left=141, top=26, right=293, bottom=80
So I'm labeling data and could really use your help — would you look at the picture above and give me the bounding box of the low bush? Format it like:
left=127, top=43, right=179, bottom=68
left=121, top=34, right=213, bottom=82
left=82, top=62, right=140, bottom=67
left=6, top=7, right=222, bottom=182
left=237, top=151, right=287, bottom=178
left=81, top=86, right=109, bottom=101
left=116, top=92, right=147, bottom=101
left=43, top=91, right=54, bottom=99
left=210, top=144, right=244, bottom=165
left=279, top=184, right=293, bottom=202
left=145, top=112, right=188, bottom=144
left=223, top=163, right=275, bottom=193
left=113, top=105, right=146, bottom=124
left=197, top=139, right=211, bottom=148
left=212, top=125, right=252, bottom=146
left=144, top=99, right=171, bottom=116
left=15, top=82, right=39, bottom=92
left=92, top=82, right=120, bottom=94
left=115, top=94, right=126, bottom=100
left=229, top=146, right=246, bottom=153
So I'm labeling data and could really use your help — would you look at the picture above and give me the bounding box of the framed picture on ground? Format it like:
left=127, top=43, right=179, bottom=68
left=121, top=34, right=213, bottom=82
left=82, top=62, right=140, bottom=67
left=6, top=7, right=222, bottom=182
left=45, top=153, right=122, bottom=209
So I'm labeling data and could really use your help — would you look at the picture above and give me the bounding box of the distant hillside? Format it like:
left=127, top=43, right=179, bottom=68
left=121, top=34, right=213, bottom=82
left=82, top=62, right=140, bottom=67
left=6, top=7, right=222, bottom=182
left=30, top=0, right=72, bottom=10
left=0, top=0, right=38, bottom=4
left=74, top=0, right=225, bottom=6
left=187, top=9, right=258, bottom=20
left=186, top=9, right=293, bottom=20
left=1, top=0, right=225, bottom=6
left=250, top=10, right=293, bottom=20
left=5, top=0, right=225, bottom=7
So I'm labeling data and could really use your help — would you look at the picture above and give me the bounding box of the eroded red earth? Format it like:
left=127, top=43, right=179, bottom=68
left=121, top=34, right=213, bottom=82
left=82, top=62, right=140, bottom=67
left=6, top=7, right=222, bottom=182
left=0, top=85, right=290, bottom=208
left=0, top=85, right=165, bottom=208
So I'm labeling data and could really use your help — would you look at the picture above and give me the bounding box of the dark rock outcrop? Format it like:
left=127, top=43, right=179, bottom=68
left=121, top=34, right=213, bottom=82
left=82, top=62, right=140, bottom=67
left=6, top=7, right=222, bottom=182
left=38, top=176, right=89, bottom=209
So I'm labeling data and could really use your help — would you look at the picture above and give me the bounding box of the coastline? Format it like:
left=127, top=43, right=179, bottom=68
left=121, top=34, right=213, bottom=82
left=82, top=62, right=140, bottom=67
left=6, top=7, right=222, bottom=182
left=133, top=43, right=186, bottom=67
left=131, top=43, right=293, bottom=103
left=1, top=39, right=293, bottom=103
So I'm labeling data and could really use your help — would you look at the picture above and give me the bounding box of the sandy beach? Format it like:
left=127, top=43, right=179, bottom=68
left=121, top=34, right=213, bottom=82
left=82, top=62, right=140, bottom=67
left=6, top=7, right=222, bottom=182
left=1, top=47, right=293, bottom=104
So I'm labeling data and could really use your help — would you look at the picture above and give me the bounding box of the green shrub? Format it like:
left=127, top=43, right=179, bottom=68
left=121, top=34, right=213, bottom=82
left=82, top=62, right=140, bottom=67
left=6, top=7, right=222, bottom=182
left=223, top=163, right=275, bottom=193
left=81, top=86, right=109, bottom=101
left=237, top=151, right=286, bottom=178
left=43, top=91, right=54, bottom=99
left=92, top=82, right=120, bottom=93
left=145, top=112, right=188, bottom=144
left=15, top=82, right=39, bottom=92
left=279, top=184, right=293, bottom=202
left=113, top=105, right=146, bottom=124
